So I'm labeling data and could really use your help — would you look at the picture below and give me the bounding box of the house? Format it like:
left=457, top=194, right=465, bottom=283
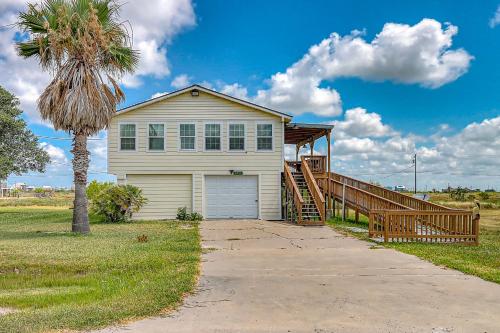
left=107, top=84, right=333, bottom=221
left=0, top=181, right=9, bottom=197
left=14, top=183, right=26, bottom=191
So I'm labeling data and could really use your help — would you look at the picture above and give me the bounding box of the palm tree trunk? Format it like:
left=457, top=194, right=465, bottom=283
left=71, top=133, right=90, bottom=233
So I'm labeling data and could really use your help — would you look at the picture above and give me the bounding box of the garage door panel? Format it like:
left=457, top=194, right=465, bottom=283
left=205, top=176, right=258, bottom=219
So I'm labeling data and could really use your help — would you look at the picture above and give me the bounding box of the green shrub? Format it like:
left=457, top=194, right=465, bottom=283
left=478, top=192, right=490, bottom=201
left=189, top=212, right=203, bottom=221
left=90, top=185, right=148, bottom=223
left=176, top=207, right=189, bottom=220
left=176, top=207, right=203, bottom=221
left=86, top=180, right=114, bottom=202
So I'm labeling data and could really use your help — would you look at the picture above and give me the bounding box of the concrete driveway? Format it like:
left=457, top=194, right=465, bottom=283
left=99, top=219, right=500, bottom=333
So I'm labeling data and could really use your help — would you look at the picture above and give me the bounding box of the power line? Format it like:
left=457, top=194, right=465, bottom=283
left=37, top=135, right=105, bottom=141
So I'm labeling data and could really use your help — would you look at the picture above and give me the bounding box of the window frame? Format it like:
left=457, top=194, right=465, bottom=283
left=227, top=122, right=246, bottom=152
left=255, top=122, right=274, bottom=152
left=178, top=122, right=197, bottom=152
left=203, top=121, right=223, bottom=152
left=118, top=122, right=138, bottom=152
left=146, top=122, right=166, bottom=152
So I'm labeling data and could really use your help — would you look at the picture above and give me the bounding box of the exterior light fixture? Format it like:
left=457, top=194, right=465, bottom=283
left=191, top=89, right=199, bottom=97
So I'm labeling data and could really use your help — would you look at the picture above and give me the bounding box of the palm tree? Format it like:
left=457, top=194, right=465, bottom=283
left=17, top=0, right=138, bottom=233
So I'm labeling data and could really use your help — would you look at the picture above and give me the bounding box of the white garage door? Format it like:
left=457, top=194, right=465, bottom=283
left=126, top=174, right=192, bottom=220
left=205, top=176, right=258, bottom=219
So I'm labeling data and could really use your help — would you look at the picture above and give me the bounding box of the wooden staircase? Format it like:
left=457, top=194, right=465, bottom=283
left=283, top=156, right=325, bottom=225
left=292, top=171, right=322, bottom=222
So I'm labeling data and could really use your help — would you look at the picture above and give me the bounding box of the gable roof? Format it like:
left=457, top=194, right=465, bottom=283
left=116, top=84, right=293, bottom=120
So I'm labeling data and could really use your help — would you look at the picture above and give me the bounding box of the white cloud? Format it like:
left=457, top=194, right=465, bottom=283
left=314, top=19, right=472, bottom=88
left=171, top=74, right=192, bottom=89
left=151, top=92, right=168, bottom=99
left=228, top=18, right=472, bottom=117
left=120, top=0, right=196, bottom=87
left=330, top=107, right=395, bottom=139
left=220, top=83, right=249, bottom=100
left=0, top=5, right=50, bottom=123
left=40, top=142, right=68, bottom=164
left=490, top=5, right=500, bottom=28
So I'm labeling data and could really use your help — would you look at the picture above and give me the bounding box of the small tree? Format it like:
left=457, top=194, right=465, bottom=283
left=0, top=86, right=49, bottom=180
left=90, top=185, right=147, bottom=223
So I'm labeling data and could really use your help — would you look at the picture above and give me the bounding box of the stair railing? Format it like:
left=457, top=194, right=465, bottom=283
left=284, top=162, right=304, bottom=224
left=301, top=156, right=326, bottom=222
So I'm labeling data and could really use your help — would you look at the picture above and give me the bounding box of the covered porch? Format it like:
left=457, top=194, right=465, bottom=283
left=282, top=123, right=333, bottom=225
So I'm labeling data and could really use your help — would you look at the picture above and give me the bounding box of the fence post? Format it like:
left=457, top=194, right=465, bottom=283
left=383, top=212, right=389, bottom=243
left=342, top=180, right=346, bottom=222
left=368, top=213, right=373, bottom=238
left=473, top=217, right=480, bottom=246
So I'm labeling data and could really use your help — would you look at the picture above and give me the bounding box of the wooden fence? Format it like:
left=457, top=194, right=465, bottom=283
left=369, top=210, right=479, bottom=244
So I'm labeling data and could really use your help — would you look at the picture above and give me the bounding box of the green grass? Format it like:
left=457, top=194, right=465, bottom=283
left=327, top=210, right=500, bottom=284
left=0, top=193, right=73, bottom=207
left=0, top=207, right=200, bottom=332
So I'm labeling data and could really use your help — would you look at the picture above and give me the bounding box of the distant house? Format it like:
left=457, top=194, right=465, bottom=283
left=14, top=183, right=26, bottom=191
left=0, top=181, right=9, bottom=197
left=107, top=84, right=333, bottom=221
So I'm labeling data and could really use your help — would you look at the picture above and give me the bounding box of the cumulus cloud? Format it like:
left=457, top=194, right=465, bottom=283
left=225, top=19, right=472, bottom=117
left=40, top=142, right=68, bottom=164
left=330, top=107, right=395, bottom=139
left=220, top=83, right=249, bottom=100
left=120, top=0, right=196, bottom=87
left=171, top=74, right=192, bottom=89
left=490, top=5, right=500, bottom=28
left=0, top=0, right=195, bottom=122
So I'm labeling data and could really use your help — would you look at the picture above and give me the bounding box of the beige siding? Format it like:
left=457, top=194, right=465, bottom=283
left=124, top=174, right=191, bottom=220
left=108, top=91, right=284, bottom=220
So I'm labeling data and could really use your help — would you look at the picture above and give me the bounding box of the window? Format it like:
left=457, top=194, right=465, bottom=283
left=257, top=123, right=273, bottom=151
left=180, top=123, right=196, bottom=150
left=120, top=123, right=136, bottom=151
left=229, top=123, right=245, bottom=151
left=205, top=123, right=221, bottom=151
left=148, top=123, right=165, bottom=151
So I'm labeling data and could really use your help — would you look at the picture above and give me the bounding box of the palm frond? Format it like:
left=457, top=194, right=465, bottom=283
left=18, top=0, right=139, bottom=136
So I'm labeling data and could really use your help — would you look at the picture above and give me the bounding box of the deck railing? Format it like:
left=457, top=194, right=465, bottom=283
left=330, top=173, right=456, bottom=211
left=369, top=210, right=479, bottom=244
left=301, top=156, right=325, bottom=222
left=303, top=155, right=326, bottom=174
left=318, top=177, right=410, bottom=214
left=283, top=162, right=304, bottom=224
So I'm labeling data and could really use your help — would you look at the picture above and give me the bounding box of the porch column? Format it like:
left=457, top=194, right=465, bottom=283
left=295, top=144, right=300, bottom=162
left=310, top=141, right=314, bottom=157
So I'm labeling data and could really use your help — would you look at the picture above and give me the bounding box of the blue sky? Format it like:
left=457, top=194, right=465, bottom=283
left=1, top=0, right=500, bottom=190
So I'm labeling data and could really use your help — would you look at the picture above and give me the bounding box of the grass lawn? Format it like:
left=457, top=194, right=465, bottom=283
left=327, top=209, right=500, bottom=284
left=0, top=206, right=200, bottom=332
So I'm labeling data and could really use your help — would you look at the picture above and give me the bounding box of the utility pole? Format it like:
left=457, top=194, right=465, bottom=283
left=413, top=153, right=417, bottom=194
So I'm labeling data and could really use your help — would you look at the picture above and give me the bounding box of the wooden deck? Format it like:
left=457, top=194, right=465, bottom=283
left=283, top=156, right=479, bottom=244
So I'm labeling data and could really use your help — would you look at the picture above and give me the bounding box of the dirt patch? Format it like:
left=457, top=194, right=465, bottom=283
left=0, top=307, right=17, bottom=316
